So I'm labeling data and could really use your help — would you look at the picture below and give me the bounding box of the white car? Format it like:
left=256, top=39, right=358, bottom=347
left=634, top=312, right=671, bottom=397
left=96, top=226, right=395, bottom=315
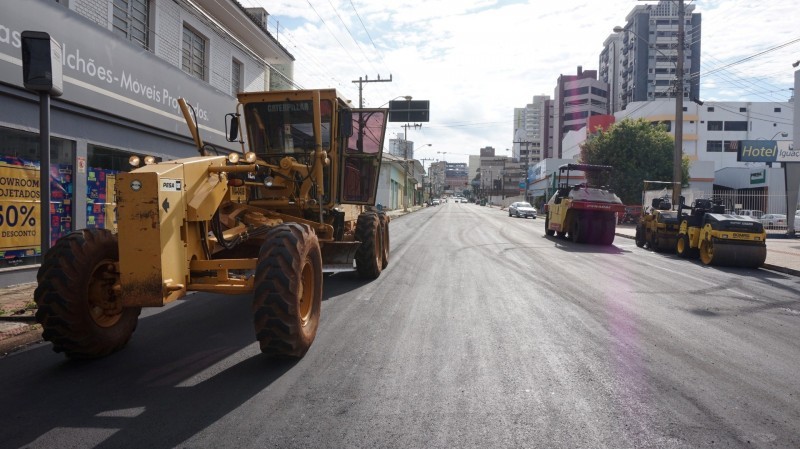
left=759, top=213, right=786, bottom=229
left=508, top=201, right=537, bottom=219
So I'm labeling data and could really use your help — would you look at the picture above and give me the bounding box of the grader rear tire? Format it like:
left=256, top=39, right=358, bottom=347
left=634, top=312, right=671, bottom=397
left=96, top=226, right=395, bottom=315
left=355, top=212, right=383, bottom=279
left=253, top=223, right=322, bottom=358
left=34, top=229, right=141, bottom=359
left=378, top=212, right=390, bottom=269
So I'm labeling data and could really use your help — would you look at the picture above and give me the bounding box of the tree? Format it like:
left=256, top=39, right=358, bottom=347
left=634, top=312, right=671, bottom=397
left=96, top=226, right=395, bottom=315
left=580, top=118, right=688, bottom=205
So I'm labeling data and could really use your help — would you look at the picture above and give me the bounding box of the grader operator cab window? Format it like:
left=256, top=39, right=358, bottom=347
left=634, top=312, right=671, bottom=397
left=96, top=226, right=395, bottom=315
left=243, top=100, right=333, bottom=156
left=341, top=109, right=387, bottom=204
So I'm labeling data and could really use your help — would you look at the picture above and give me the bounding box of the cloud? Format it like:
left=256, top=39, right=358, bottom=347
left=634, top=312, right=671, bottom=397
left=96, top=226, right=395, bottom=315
left=239, top=0, right=799, bottom=162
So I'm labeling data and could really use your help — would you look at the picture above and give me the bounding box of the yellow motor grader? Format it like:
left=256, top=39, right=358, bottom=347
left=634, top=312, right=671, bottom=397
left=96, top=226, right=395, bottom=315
left=35, top=89, right=390, bottom=359
left=674, top=196, right=767, bottom=267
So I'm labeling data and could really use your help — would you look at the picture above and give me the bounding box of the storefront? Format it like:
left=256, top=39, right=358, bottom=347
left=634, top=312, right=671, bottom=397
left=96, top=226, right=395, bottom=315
left=0, top=1, right=239, bottom=275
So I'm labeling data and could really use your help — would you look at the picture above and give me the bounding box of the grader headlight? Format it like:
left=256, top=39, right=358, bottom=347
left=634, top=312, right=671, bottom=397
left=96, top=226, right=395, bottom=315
left=144, top=155, right=156, bottom=165
left=227, top=152, right=240, bottom=164
left=128, top=155, right=141, bottom=167
left=244, top=152, right=257, bottom=163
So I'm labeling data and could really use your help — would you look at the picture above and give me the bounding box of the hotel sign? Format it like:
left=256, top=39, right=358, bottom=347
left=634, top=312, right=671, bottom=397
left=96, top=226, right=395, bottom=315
left=734, top=140, right=800, bottom=163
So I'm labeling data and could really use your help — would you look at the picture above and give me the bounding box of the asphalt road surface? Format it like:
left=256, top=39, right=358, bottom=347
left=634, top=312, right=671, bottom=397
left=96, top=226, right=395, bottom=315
left=1, top=202, right=799, bottom=448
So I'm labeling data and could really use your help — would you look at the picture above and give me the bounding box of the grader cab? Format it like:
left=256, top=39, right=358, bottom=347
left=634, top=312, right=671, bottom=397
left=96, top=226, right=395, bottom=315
left=35, top=89, right=390, bottom=359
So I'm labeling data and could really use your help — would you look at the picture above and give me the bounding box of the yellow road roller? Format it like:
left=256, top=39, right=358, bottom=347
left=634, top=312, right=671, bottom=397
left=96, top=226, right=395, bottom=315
left=635, top=196, right=680, bottom=252
left=675, top=197, right=767, bottom=268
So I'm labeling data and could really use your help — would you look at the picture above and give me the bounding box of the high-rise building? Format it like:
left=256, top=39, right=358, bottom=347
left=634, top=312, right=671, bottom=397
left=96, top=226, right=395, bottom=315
left=600, top=0, right=702, bottom=112
left=512, top=95, right=550, bottom=164
left=552, top=66, right=610, bottom=158
left=388, top=133, right=415, bottom=159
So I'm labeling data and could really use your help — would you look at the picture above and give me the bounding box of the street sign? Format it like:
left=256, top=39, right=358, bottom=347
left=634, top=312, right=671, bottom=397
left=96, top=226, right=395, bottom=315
left=388, top=100, right=430, bottom=122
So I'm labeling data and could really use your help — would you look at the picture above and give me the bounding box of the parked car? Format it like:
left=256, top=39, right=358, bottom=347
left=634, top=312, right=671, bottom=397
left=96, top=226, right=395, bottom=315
left=760, top=213, right=787, bottom=229
left=508, top=201, right=537, bottom=219
left=736, top=209, right=764, bottom=220
left=432, top=198, right=440, bottom=206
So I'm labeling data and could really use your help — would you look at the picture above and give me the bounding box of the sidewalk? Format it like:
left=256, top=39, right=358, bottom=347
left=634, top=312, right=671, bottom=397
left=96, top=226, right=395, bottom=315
left=3, top=207, right=797, bottom=355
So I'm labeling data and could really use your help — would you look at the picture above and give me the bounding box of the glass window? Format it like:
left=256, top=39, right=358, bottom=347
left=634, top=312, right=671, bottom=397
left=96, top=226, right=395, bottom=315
left=724, top=121, right=748, bottom=131
left=0, top=127, right=74, bottom=268
left=86, top=145, right=157, bottom=233
left=706, top=141, right=722, bottom=152
left=232, top=59, right=242, bottom=96
left=182, top=25, right=207, bottom=81
left=243, top=100, right=334, bottom=157
left=112, top=0, right=150, bottom=49
left=707, top=121, right=723, bottom=131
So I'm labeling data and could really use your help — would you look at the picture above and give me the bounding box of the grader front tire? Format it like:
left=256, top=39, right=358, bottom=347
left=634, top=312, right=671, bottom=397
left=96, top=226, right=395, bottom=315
left=253, top=223, right=323, bottom=358
left=34, top=229, right=141, bottom=359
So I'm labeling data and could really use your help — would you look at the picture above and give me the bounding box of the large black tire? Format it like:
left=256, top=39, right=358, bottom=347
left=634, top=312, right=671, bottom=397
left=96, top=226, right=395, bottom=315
left=570, top=214, right=585, bottom=243
left=378, top=212, right=390, bottom=269
left=545, top=215, right=555, bottom=236
left=599, top=216, right=616, bottom=246
left=355, top=212, right=383, bottom=279
left=635, top=224, right=646, bottom=248
left=34, top=229, right=141, bottom=359
left=253, top=223, right=322, bottom=358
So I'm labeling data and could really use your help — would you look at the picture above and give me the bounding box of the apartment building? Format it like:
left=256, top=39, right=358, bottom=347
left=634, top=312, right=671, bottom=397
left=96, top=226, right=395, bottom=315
left=600, top=0, right=701, bottom=112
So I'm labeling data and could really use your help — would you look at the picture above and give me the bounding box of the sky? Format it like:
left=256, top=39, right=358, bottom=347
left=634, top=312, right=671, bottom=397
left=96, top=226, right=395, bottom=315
left=237, top=0, right=799, bottom=164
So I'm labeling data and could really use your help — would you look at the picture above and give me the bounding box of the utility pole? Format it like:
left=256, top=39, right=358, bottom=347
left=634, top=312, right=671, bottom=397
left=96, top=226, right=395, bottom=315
left=351, top=74, right=392, bottom=108
left=420, top=158, right=434, bottom=203
left=514, top=140, right=532, bottom=203
left=402, top=123, right=422, bottom=211
left=672, top=0, right=685, bottom=206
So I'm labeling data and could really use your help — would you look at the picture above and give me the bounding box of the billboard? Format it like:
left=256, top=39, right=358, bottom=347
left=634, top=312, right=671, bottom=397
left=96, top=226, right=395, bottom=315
left=388, top=100, right=430, bottom=122
left=734, top=140, right=800, bottom=163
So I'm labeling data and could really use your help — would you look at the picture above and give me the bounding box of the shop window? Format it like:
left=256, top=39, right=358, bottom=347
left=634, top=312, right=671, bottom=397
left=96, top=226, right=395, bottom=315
left=0, top=127, right=75, bottom=268
left=86, top=145, right=159, bottom=232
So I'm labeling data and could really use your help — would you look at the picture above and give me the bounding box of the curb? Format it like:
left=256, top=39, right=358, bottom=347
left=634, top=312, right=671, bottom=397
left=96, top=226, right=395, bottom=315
left=615, top=232, right=799, bottom=277
left=0, top=323, right=42, bottom=357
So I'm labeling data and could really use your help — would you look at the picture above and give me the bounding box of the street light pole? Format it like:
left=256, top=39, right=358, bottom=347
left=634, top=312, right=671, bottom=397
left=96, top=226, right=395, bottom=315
left=672, top=0, right=685, bottom=206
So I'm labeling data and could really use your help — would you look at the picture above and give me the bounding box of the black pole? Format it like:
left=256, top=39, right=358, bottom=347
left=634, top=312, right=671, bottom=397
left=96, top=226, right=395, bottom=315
left=39, top=91, right=51, bottom=255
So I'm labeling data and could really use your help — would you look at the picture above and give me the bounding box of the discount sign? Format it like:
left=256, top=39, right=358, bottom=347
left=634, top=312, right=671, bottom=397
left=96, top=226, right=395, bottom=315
left=0, top=164, right=41, bottom=250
